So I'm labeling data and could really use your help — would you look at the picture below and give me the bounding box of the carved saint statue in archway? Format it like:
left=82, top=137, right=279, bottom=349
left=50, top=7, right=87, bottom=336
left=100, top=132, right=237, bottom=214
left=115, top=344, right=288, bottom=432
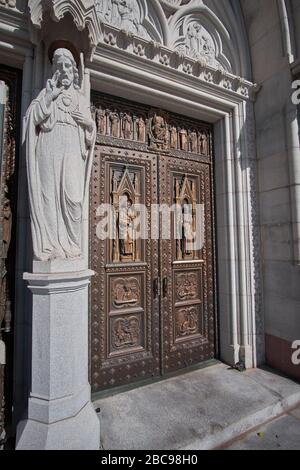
left=24, top=48, right=96, bottom=261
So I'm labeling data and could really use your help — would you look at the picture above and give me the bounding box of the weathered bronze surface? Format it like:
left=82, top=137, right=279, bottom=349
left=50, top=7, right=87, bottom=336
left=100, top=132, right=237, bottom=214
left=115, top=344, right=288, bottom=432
left=90, top=92, right=216, bottom=392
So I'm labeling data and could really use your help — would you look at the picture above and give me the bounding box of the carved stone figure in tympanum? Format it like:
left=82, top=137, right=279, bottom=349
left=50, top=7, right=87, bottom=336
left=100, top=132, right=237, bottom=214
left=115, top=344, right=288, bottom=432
left=184, top=22, right=216, bottom=67
left=96, top=107, right=106, bottom=134
left=122, top=112, right=133, bottom=140
left=97, top=0, right=150, bottom=40
left=24, top=48, right=96, bottom=261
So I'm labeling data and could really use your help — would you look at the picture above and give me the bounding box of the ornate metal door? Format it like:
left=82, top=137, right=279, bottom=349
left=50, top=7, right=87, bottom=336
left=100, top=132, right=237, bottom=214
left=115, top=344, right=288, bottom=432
left=159, top=155, right=216, bottom=374
left=90, top=146, right=160, bottom=392
left=90, top=92, right=216, bottom=393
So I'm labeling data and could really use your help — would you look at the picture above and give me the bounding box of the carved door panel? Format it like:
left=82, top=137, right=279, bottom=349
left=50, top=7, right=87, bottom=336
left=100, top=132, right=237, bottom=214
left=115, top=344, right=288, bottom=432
left=90, top=146, right=160, bottom=392
left=159, top=155, right=216, bottom=374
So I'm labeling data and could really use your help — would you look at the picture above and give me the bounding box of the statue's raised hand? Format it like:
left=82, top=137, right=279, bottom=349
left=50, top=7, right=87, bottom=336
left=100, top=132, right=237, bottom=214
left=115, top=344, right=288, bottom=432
left=45, top=71, right=63, bottom=107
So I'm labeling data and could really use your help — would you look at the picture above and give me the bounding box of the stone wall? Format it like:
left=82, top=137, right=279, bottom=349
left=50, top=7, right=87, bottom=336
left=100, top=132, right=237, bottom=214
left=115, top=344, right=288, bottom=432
left=241, top=0, right=300, bottom=379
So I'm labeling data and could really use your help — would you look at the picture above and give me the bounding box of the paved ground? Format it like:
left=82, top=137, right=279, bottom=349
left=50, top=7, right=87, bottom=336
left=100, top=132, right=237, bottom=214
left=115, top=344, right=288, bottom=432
left=93, top=362, right=300, bottom=450
left=224, top=405, right=300, bottom=450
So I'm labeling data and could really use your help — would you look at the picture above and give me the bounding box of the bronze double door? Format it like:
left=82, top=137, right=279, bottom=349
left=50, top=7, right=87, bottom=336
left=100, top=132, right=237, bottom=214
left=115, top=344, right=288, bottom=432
left=90, top=99, right=216, bottom=393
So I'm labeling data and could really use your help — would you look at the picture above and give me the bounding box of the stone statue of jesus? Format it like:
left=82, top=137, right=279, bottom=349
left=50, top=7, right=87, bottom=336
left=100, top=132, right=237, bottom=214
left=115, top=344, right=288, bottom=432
left=24, top=48, right=96, bottom=261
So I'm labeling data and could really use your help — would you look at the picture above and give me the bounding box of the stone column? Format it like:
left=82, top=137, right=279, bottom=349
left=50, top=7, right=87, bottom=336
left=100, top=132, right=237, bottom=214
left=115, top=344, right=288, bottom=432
left=16, top=260, right=100, bottom=450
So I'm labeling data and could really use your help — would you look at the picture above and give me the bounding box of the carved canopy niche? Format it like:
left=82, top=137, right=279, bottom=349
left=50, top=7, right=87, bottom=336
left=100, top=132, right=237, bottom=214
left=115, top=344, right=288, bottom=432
left=27, top=0, right=102, bottom=58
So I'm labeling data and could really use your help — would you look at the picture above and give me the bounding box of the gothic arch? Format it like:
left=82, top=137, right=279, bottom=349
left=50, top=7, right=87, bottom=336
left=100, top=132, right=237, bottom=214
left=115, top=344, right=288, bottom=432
left=168, top=0, right=251, bottom=77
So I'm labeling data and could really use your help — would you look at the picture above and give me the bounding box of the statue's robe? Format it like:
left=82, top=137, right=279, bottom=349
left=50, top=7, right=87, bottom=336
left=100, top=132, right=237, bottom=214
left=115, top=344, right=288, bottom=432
left=24, top=87, right=96, bottom=260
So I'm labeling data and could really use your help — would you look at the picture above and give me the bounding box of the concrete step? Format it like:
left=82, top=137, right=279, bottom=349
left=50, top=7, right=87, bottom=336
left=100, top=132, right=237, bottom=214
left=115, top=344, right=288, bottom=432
left=93, top=363, right=300, bottom=450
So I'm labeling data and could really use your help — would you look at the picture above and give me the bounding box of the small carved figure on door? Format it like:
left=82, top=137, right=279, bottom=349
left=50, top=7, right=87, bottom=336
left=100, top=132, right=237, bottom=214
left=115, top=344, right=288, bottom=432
left=182, top=201, right=194, bottom=256
left=170, top=125, right=178, bottom=149
left=110, top=109, right=120, bottom=138
left=122, top=112, right=133, bottom=140
left=96, top=107, right=106, bottom=134
left=179, top=128, right=188, bottom=151
left=136, top=116, right=145, bottom=142
left=190, top=129, right=198, bottom=153
left=118, top=194, right=136, bottom=259
left=199, top=130, right=209, bottom=155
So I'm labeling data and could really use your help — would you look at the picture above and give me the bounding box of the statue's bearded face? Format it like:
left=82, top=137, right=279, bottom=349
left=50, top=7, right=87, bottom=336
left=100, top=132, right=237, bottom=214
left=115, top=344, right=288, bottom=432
left=56, top=56, right=74, bottom=88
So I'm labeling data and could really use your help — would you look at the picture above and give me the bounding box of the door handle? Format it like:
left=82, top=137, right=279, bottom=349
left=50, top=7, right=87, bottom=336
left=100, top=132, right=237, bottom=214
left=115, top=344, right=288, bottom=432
left=162, top=277, right=168, bottom=298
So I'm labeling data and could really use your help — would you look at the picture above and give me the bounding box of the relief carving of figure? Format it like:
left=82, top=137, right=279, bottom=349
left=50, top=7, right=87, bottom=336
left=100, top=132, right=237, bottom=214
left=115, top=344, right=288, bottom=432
left=136, top=116, right=145, bottom=142
left=187, top=22, right=201, bottom=53
left=150, top=112, right=169, bottom=149
left=118, top=194, right=136, bottom=258
left=177, top=307, right=198, bottom=337
left=179, top=128, right=188, bottom=151
left=199, top=130, right=208, bottom=155
left=24, top=48, right=96, bottom=261
left=152, top=113, right=166, bottom=141
left=98, top=0, right=150, bottom=40
left=190, top=129, right=198, bottom=153
left=110, top=109, right=120, bottom=137
left=122, top=111, right=133, bottom=140
left=182, top=201, right=194, bottom=255
left=179, top=22, right=218, bottom=67
left=96, top=107, right=106, bottom=134
left=113, top=316, right=139, bottom=349
left=170, top=125, right=178, bottom=149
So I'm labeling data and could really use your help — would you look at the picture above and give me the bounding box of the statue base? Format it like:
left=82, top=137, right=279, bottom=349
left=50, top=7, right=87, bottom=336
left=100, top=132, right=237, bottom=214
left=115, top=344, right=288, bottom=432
left=16, top=265, right=100, bottom=450
left=33, top=257, right=86, bottom=273
left=16, top=401, right=99, bottom=450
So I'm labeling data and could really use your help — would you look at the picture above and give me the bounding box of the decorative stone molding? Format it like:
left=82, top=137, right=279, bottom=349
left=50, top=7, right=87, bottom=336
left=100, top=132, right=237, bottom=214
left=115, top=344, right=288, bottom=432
left=0, top=0, right=16, bottom=9
left=98, top=22, right=258, bottom=100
